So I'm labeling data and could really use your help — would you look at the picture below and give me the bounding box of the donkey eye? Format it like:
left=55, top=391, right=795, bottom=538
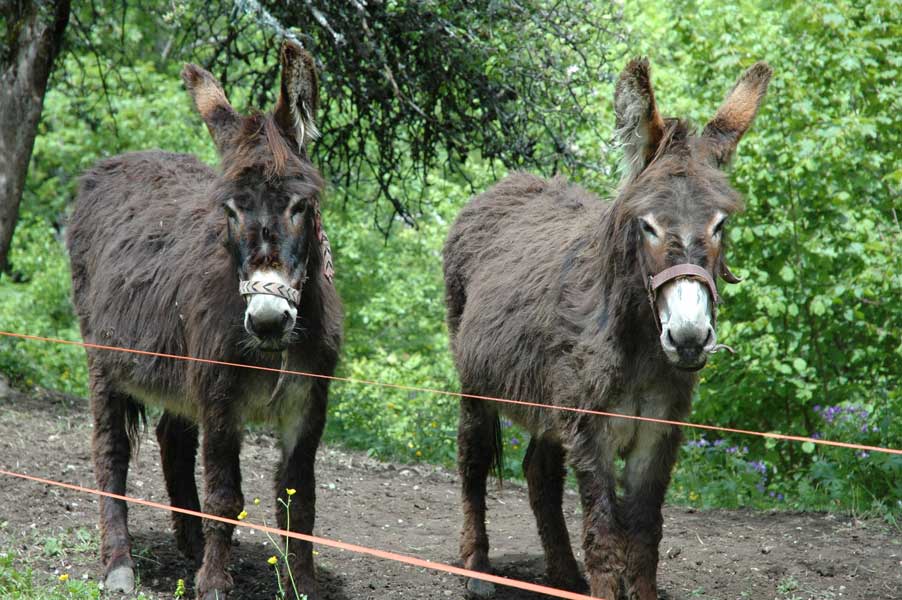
left=712, top=217, right=727, bottom=240
left=639, top=218, right=659, bottom=240
left=222, top=200, right=239, bottom=223
left=290, top=201, right=307, bottom=226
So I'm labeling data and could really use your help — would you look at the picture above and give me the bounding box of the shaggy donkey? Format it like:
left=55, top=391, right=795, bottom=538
left=443, top=58, right=771, bottom=599
left=68, top=41, right=341, bottom=600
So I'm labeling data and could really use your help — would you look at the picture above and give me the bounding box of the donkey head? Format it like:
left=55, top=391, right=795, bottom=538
left=182, top=41, right=327, bottom=352
left=614, top=58, right=771, bottom=371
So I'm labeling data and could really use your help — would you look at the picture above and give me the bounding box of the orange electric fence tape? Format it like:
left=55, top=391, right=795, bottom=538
left=1, top=330, right=899, bottom=456
left=0, top=468, right=599, bottom=600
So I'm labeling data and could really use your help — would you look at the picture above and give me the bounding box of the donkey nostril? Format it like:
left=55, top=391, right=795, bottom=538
left=703, top=328, right=713, bottom=347
left=667, top=330, right=677, bottom=347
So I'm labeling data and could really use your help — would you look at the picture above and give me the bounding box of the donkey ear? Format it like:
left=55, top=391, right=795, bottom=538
left=702, top=62, right=772, bottom=167
left=273, top=40, right=319, bottom=154
left=182, top=64, right=240, bottom=153
left=614, top=57, right=665, bottom=182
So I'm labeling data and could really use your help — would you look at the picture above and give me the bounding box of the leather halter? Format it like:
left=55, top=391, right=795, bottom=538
left=646, top=263, right=720, bottom=333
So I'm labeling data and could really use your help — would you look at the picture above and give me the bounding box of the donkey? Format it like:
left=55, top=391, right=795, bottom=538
left=443, top=58, right=771, bottom=599
left=67, top=41, right=341, bottom=600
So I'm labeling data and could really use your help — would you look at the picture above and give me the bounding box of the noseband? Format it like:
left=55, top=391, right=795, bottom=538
left=239, top=279, right=301, bottom=306
left=238, top=206, right=335, bottom=307
left=645, top=263, right=737, bottom=354
left=647, top=263, right=720, bottom=331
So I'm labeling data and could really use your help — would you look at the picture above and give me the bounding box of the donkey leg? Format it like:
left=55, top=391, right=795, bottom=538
left=156, top=411, right=204, bottom=563
left=89, top=369, right=136, bottom=593
left=621, top=425, right=680, bottom=600
left=523, top=436, right=585, bottom=592
left=566, top=419, right=624, bottom=600
left=195, top=406, right=243, bottom=600
left=457, top=396, right=497, bottom=598
left=274, top=379, right=329, bottom=600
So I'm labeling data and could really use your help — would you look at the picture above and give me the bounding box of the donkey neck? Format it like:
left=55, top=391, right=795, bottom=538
left=563, top=198, right=659, bottom=353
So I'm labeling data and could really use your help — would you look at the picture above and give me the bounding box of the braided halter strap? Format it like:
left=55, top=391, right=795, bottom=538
left=239, top=280, right=301, bottom=307
left=315, top=205, right=334, bottom=283
left=646, top=263, right=720, bottom=332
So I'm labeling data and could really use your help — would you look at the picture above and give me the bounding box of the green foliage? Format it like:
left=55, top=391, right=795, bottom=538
left=0, top=216, right=85, bottom=394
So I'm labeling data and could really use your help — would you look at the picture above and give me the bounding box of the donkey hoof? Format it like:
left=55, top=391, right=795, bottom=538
left=104, top=565, right=135, bottom=594
left=466, top=577, right=496, bottom=598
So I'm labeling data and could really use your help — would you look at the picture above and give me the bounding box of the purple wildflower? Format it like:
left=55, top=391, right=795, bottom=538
left=501, top=418, right=513, bottom=428
left=510, top=436, right=520, bottom=446
left=777, top=493, right=784, bottom=501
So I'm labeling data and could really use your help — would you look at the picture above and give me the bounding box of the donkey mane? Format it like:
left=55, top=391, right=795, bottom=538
left=222, top=112, right=324, bottom=185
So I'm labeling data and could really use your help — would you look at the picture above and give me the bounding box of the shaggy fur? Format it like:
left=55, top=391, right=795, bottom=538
left=68, top=42, right=341, bottom=600
left=443, top=58, right=770, bottom=599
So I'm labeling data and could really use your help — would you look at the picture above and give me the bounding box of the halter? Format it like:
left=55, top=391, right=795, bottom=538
left=645, top=262, right=737, bottom=354
left=238, top=205, right=335, bottom=307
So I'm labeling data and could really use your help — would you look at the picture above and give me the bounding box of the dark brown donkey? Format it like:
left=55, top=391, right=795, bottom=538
left=67, top=41, right=341, bottom=600
left=443, top=58, right=771, bottom=599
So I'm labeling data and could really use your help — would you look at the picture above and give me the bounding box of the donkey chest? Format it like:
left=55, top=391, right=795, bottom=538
left=241, top=375, right=315, bottom=453
left=604, top=390, right=674, bottom=456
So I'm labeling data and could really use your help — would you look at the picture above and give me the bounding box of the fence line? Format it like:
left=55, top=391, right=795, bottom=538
left=0, top=468, right=599, bottom=600
left=1, top=330, right=898, bottom=456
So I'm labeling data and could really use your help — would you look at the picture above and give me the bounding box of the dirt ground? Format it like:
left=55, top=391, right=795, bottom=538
left=0, top=383, right=899, bottom=600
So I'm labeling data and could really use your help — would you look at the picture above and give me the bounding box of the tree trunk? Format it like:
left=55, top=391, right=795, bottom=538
left=0, top=0, right=70, bottom=273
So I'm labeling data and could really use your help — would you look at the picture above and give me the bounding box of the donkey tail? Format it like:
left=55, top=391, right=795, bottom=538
left=491, top=412, right=504, bottom=488
left=124, top=397, right=146, bottom=459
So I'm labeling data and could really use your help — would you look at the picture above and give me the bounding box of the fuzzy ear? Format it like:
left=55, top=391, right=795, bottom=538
left=614, top=57, right=665, bottom=182
left=273, top=39, right=319, bottom=154
left=702, top=62, right=772, bottom=167
left=182, top=64, right=240, bottom=153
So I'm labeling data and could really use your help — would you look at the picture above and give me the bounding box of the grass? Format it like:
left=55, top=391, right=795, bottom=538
left=0, top=551, right=110, bottom=600
left=0, top=525, right=152, bottom=600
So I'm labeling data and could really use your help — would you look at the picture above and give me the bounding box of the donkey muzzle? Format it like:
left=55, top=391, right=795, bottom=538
left=649, top=264, right=719, bottom=371
left=239, top=274, right=300, bottom=350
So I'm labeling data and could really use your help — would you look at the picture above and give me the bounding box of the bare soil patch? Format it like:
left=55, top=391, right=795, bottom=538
left=0, top=385, right=899, bottom=599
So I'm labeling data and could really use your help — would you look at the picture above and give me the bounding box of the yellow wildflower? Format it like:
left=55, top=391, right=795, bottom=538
left=253, top=497, right=261, bottom=505
left=286, top=488, right=297, bottom=496
left=237, top=510, right=248, bottom=520
left=59, top=573, right=69, bottom=582
left=267, top=556, right=278, bottom=565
